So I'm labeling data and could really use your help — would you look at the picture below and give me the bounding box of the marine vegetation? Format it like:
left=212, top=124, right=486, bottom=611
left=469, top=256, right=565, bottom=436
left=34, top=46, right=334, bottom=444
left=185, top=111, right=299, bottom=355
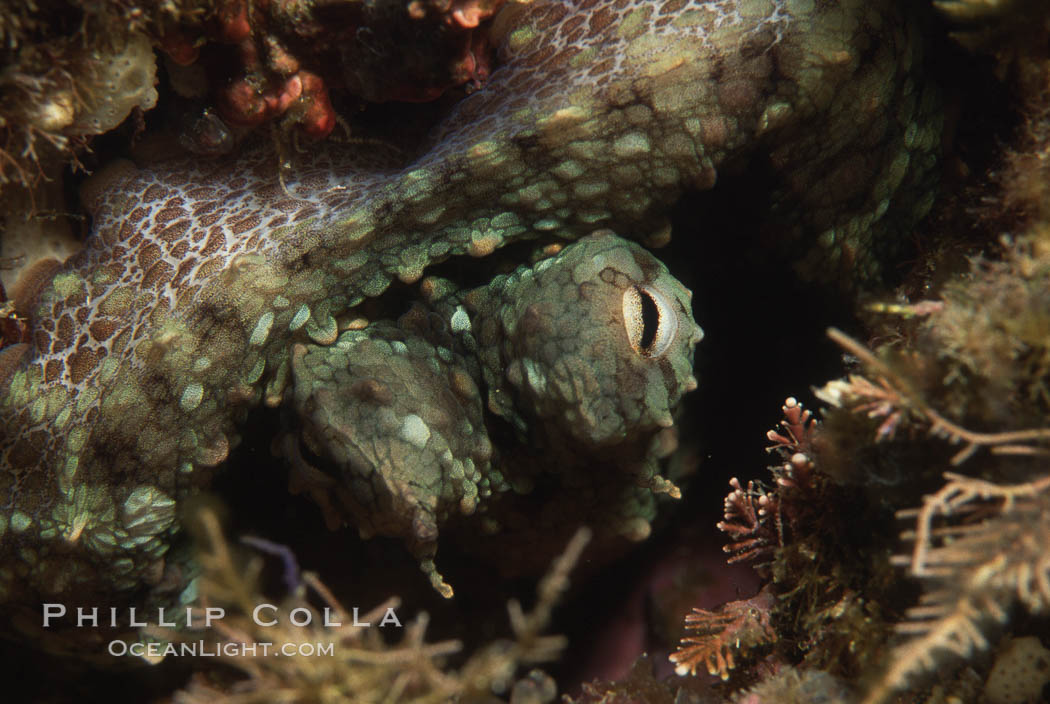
left=165, top=507, right=589, bottom=703
left=0, top=0, right=196, bottom=190
left=655, top=2, right=1050, bottom=699
left=656, top=251, right=1050, bottom=701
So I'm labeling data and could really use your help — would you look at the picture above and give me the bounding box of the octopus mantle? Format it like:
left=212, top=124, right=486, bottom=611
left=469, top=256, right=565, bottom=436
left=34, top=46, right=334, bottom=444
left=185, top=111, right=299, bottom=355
left=0, top=0, right=938, bottom=616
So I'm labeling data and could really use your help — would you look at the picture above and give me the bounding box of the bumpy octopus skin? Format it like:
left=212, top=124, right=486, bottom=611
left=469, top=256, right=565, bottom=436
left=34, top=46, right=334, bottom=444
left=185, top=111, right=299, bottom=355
left=286, top=232, right=701, bottom=595
left=0, top=0, right=939, bottom=613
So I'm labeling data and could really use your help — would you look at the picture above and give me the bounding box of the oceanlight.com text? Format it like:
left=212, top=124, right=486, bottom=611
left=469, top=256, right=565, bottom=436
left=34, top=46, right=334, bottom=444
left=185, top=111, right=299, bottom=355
left=108, top=639, right=337, bottom=658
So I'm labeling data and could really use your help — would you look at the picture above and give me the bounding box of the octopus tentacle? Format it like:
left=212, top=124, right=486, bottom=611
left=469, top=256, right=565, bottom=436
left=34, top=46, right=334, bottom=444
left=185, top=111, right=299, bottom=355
left=0, top=0, right=939, bottom=608
left=284, top=232, right=702, bottom=596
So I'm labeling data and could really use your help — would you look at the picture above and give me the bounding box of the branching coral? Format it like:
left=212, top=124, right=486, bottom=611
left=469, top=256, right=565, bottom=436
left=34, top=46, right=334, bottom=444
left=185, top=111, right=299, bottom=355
left=161, top=507, right=588, bottom=703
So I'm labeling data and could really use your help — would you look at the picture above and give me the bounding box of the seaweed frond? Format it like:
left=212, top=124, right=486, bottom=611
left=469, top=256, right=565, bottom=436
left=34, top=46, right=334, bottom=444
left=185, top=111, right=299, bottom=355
left=163, top=508, right=588, bottom=703
left=669, top=586, right=776, bottom=681
left=717, top=477, right=781, bottom=567
left=862, top=472, right=1050, bottom=704
left=670, top=399, right=837, bottom=683
left=819, top=327, right=1050, bottom=465
left=716, top=399, right=824, bottom=570
left=818, top=328, right=1050, bottom=703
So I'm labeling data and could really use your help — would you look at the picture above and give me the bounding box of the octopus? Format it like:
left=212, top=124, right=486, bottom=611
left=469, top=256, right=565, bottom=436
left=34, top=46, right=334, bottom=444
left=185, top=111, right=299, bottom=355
left=0, top=0, right=940, bottom=638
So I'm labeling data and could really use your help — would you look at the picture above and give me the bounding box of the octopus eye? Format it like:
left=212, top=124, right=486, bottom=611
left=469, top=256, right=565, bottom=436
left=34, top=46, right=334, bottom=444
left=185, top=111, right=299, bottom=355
left=622, top=284, right=677, bottom=358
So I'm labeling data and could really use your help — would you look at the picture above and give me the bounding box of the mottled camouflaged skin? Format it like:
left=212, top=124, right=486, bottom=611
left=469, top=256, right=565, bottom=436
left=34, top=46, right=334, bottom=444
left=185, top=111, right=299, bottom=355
left=0, top=0, right=939, bottom=614
left=283, top=302, right=495, bottom=597
left=285, top=233, right=701, bottom=595
left=464, top=233, right=699, bottom=446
